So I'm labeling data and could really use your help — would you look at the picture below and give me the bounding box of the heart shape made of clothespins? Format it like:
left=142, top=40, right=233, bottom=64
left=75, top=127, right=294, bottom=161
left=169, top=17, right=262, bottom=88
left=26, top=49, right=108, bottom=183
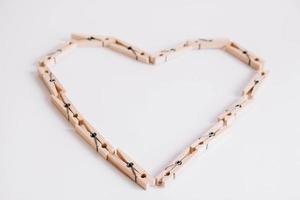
left=37, top=34, right=267, bottom=190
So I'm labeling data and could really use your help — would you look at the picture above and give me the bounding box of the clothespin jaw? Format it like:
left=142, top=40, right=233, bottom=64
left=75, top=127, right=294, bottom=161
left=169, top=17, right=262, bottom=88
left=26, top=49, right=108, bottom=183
left=108, top=149, right=154, bottom=189
left=224, top=42, right=264, bottom=71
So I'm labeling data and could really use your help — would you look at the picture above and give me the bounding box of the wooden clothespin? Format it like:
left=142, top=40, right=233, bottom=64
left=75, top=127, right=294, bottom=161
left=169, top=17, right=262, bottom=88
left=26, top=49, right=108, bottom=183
left=192, top=38, right=231, bottom=49
left=217, top=96, right=251, bottom=126
left=71, top=33, right=116, bottom=48
left=242, top=70, right=267, bottom=98
left=224, top=42, right=263, bottom=70
left=155, top=147, right=197, bottom=187
left=152, top=40, right=195, bottom=64
left=38, top=41, right=77, bottom=67
left=108, top=149, right=154, bottom=189
left=37, top=66, right=65, bottom=97
left=106, top=37, right=152, bottom=64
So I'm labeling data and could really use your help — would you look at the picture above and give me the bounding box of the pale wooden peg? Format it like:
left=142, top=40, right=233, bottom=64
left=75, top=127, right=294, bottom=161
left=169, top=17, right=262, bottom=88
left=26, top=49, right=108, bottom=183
left=74, top=124, right=110, bottom=159
left=188, top=121, right=227, bottom=159
left=71, top=33, right=90, bottom=40
left=224, top=42, right=263, bottom=70
left=37, top=67, right=65, bottom=97
left=152, top=38, right=230, bottom=65
left=107, top=38, right=151, bottom=64
left=155, top=147, right=197, bottom=187
left=56, top=93, right=83, bottom=124
left=38, top=41, right=77, bottom=66
left=189, top=136, right=208, bottom=153
left=152, top=41, right=195, bottom=64
left=116, top=149, right=154, bottom=185
left=190, top=133, right=211, bottom=152
left=193, top=38, right=231, bottom=49
left=71, top=33, right=116, bottom=47
left=218, top=95, right=251, bottom=126
left=108, top=43, right=138, bottom=59
left=242, top=70, right=267, bottom=98
left=203, top=121, right=226, bottom=141
left=194, top=121, right=225, bottom=150
left=79, top=119, right=115, bottom=154
left=58, top=93, right=79, bottom=113
left=41, top=42, right=77, bottom=66
left=71, top=34, right=104, bottom=48
left=50, top=42, right=77, bottom=63
left=51, top=95, right=88, bottom=131
left=107, top=149, right=153, bottom=189
left=51, top=94, right=71, bottom=119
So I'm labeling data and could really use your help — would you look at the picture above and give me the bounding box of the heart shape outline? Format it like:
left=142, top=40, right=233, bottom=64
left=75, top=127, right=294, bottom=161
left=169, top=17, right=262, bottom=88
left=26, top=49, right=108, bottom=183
left=37, top=34, right=267, bottom=189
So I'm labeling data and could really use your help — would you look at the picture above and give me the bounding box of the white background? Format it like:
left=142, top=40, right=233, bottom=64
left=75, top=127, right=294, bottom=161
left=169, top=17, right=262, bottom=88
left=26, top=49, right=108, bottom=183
left=1, top=0, right=300, bottom=199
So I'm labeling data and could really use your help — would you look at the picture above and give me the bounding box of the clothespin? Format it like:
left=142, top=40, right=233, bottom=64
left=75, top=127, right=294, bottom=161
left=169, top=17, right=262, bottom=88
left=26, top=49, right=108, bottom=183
left=108, top=149, right=154, bottom=189
left=52, top=41, right=77, bottom=62
left=152, top=40, right=195, bottom=64
left=74, top=124, right=112, bottom=159
left=37, top=66, right=65, bottom=97
left=217, top=96, right=251, bottom=126
left=242, top=70, right=267, bottom=98
left=191, top=38, right=230, bottom=49
left=192, top=121, right=226, bottom=149
left=38, top=42, right=77, bottom=67
left=224, top=42, right=264, bottom=70
left=51, top=94, right=73, bottom=121
left=71, top=33, right=116, bottom=48
left=78, top=119, right=115, bottom=154
left=50, top=93, right=82, bottom=126
left=151, top=38, right=230, bottom=64
left=106, top=37, right=152, bottom=64
left=155, top=147, right=197, bottom=187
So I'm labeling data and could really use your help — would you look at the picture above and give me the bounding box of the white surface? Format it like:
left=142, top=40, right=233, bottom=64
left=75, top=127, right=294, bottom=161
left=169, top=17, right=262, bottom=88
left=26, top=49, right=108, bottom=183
left=1, top=0, right=300, bottom=199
